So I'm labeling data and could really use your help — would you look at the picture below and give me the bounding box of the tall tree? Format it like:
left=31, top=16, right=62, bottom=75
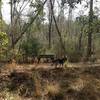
left=47, top=0, right=53, bottom=48
left=0, top=0, right=2, bottom=32
left=87, top=0, right=94, bottom=58
left=10, top=0, right=48, bottom=48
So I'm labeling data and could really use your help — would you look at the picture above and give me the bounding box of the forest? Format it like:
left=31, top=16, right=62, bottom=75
left=0, top=0, right=100, bottom=100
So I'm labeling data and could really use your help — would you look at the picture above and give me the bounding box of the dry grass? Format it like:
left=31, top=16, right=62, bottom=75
left=46, top=82, right=60, bottom=95
left=0, top=91, right=21, bottom=100
left=70, top=78, right=87, bottom=91
left=0, top=63, right=100, bottom=100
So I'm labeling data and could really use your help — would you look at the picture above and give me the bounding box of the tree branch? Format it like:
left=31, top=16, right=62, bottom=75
left=50, top=0, right=66, bottom=54
left=11, top=0, right=48, bottom=48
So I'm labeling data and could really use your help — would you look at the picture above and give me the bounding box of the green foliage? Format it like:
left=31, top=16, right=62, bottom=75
left=64, top=39, right=82, bottom=62
left=0, top=32, right=9, bottom=61
left=21, top=37, right=41, bottom=57
left=0, top=32, right=8, bottom=49
left=76, top=15, right=89, bottom=26
left=67, top=48, right=82, bottom=62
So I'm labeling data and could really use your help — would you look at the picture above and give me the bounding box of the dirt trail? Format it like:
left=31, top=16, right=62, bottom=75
left=2, top=62, right=100, bottom=71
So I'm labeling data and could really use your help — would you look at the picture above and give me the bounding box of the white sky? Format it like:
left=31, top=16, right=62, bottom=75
left=2, top=0, right=100, bottom=24
left=2, top=0, right=10, bottom=23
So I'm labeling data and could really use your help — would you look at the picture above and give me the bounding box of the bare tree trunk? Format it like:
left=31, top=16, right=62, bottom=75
left=10, top=0, right=14, bottom=49
left=10, top=0, right=15, bottom=60
left=0, top=0, right=2, bottom=32
left=10, top=0, right=13, bottom=25
left=78, top=27, right=83, bottom=51
left=0, top=0, right=2, bottom=61
left=48, top=0, right=55, bottom=48
left=48, top=0, right=52, bottom=48
left=48, top=14, right=52, bottom=48
left=10, top=0, right=48, bottom=48
left=50, top=0, right=66, bottom=55
left=87, top=0, right=94, bottom=58
left=68, top=7, right=73, bottom=37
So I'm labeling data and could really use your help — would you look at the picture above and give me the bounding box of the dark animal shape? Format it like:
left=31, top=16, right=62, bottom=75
left=51, top=57, right=67, bottom=68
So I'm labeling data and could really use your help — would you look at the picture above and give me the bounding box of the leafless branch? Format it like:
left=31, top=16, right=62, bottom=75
left=50, top=0, right=66, bottom=54
left=12, top=0, right=48, bottom=48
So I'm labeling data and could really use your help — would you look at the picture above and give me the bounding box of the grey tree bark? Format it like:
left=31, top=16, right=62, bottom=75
left=87, top=0, right=94, bottom=58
